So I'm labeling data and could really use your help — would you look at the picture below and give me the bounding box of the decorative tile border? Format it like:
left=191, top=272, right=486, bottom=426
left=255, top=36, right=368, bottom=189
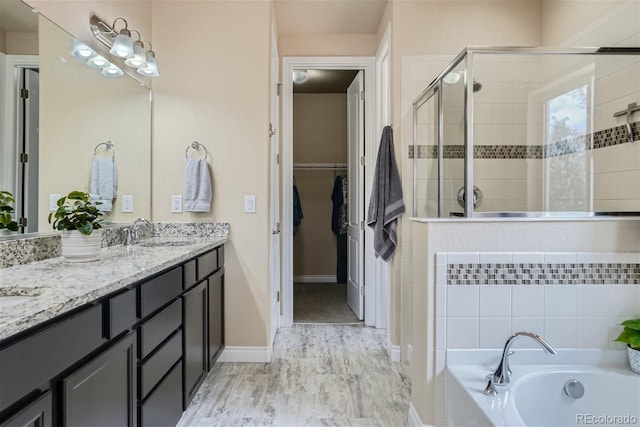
left=447, top=262, right=640, bottom=285
left=410, top=121, right=639, bottom=159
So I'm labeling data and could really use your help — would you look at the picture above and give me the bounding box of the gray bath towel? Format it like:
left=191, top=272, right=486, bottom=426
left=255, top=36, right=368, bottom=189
left=367, top=126, right=405, bottom=261
left=89, top=157, right=118, bottom=212
left=184, top=158, right=212, bottom=212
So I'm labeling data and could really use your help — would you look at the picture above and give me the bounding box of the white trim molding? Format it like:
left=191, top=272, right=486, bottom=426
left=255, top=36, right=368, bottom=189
left=293, top=275, right=337, bottom=283
left=407, top=344, right=414, bottom=367
left=408, top=403, right=431, bottom=427
left=282, top=56, right=377, bottom=328
left=217, top=346, right=272, bottom=363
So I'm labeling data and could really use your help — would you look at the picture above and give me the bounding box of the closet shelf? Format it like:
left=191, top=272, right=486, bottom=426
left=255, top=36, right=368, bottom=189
left=293, top=162, right=347, bottom=170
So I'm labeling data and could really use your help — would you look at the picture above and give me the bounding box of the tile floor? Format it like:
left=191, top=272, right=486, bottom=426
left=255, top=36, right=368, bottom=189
left=177, top=324, right=410, bottom=426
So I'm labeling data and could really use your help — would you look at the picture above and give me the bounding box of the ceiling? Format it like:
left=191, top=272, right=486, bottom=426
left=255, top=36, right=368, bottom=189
left=273, top=0, right=388, bottom=35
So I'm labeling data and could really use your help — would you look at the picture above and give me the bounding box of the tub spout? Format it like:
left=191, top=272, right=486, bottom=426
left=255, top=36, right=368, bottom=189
left=484, top=331, right=557, bottom=396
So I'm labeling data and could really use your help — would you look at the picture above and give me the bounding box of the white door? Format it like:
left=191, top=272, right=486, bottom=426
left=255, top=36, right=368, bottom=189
left=269, top=27, right=280, bottom=344
left=22, top=68, right=39, bottom=233
left=347, top=71, right=364, bottom=320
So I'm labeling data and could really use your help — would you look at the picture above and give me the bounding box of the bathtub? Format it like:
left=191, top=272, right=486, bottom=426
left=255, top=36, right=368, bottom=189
left=446, top=349, right=640, bottom=427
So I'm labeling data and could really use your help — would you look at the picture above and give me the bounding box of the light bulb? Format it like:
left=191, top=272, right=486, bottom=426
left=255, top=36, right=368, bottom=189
left=292, top=70, right=309, bottom=84
left=109, top=28, right=134, bottom=58
left=86, top=55, right=111, bottom=69
left=124, top=41, right=147, bottom=68
left=136, top=51, right=159, bottom=77
left=101, top=64, right=124, bottom=78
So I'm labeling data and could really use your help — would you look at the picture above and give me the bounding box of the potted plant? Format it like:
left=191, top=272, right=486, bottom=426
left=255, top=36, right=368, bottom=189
left=615, top=319, right=640, bottom=374
left=48, top=191, right=105, bottom=262
left=0, top=191, right=19, bottom=235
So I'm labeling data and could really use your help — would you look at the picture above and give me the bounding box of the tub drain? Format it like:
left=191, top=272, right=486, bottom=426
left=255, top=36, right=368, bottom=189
left=563, top=379, right=585, bottom=399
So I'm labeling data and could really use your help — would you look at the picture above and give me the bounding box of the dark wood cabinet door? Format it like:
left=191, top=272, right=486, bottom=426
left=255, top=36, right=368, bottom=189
left=0, top=391, right=51, bottom=427
left=182, top=280, right=207, bottom=409
left=62, top=332, right=137, bottom=427
left=207, top=268, right=224, bottom=370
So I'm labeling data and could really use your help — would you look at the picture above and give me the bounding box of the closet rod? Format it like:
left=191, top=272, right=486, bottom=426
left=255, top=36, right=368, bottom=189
left=293, top=162, right=348, bottom=170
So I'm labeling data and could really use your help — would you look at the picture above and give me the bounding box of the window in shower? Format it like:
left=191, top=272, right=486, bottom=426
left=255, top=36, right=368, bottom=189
left=541, top=64, right=594, bottom=212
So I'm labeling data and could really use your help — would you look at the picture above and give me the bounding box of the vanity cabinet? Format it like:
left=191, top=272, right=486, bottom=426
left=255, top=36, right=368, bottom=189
left=62, top=332, right=137, bottom=427
left=0, top=243, right=225, bottom=427
left=0, top=392, right=51, bottom=427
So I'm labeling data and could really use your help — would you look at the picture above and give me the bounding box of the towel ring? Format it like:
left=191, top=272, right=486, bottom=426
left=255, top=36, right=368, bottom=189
left=185, top=141, right=209, bottom=160
left=94, top=141, right=115, bottom=158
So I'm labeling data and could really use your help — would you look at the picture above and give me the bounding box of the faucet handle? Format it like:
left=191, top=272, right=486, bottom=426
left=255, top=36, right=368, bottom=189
left=123, top=227, right=133, bottom=246
left=484, top=373, right=498, bottom=396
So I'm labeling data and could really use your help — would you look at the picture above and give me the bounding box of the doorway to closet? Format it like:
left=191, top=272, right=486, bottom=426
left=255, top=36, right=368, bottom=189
left=292, top=69, right=361, bottom=324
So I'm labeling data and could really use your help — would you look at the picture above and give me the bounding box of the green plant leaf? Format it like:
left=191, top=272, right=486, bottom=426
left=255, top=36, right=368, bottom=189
left=621, top=319, right=640, bottom=331
left=629, top=333, right=640, bottom=349
left=615, top=329, right=631, bottom=343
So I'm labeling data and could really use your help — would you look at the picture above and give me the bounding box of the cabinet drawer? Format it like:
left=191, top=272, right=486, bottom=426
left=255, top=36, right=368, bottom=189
left=139, top=300, right=181, bottom=359
left=0, top=305, right=104, bottom=413
left=183, top=260, right=197, bottom=290
left=197, top=249, right=218, bottom=280
left=140, top=361, right=183, bottom=427
left=0, top=391, right=51, bottom=427
left=140, top=330, right=182, bottom=399
left=139, top=267, right=182, bottom=319
left=107, top=288, right=137, bottom=339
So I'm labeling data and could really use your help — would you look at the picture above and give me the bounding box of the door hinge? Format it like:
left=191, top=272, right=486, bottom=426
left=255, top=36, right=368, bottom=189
left=18, top=217, right=27, bottom=227
left=360, top=220, right=364, bottom=230
left=20, top=88, right=29, bottom=99
left=360, top=91, right=365, bottom=101
left=276, top=83, right=282, bottom=96
left=360, top=155, right=365, bottom=166
left=276, top=153, right=280, bottom=165
left=19, top=153, right=28, bottom=163
left=276, top=291, right=280, bottom=302
left=360, top=286, right=364, bottom=296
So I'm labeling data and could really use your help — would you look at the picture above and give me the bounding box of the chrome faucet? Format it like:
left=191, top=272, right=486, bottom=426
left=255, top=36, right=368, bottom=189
left=126, top=218, right=153, bottom=245
left=484, top=331, right=557, bottom=396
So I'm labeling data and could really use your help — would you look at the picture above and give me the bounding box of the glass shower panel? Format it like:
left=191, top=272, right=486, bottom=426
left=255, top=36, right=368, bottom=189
left=441, top=66, right=466, bottom=216
left=413, top=91, right=439, bottom=217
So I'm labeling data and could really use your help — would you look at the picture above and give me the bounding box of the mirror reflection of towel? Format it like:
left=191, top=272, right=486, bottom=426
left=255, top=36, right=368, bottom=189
left=89, top=158, right=118, bottom=212
left=184, top=158, right=212, bottom=212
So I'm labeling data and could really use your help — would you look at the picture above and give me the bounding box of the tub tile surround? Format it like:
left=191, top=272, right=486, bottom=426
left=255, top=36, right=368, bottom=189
left=435, top=251, right=640, bottom=425
left=0, top=222, right=229, bottom=340
left=0, top=222, right=230, bottom=268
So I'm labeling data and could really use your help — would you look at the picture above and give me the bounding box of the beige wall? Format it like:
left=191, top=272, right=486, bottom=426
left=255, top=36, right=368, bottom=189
left=279, top=34, right=377, bottom=57
left=151, top=1, right=272, bottom=348
left=3, top=32, right=38, bottom=54
left=542, top=0, right=625, bottom=45
left=293, top=93, right=347, bottom=278
left=38, top=16, right=151, bottom=230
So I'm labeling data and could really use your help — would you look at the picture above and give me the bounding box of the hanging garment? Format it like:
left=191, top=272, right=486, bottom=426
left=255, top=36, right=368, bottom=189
left=89, top=157, right=118, bottom=212
left=293, top=179, right=304, bottom=235
left=367, top=126, right=405, bottom=261
left=331, top=175, right=348, bottom=236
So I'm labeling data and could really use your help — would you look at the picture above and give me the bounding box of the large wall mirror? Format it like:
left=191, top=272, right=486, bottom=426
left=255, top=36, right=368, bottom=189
left=0, top=0, right=151, bottom=237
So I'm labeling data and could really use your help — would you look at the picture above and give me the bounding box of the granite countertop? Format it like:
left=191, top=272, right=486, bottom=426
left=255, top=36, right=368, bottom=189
left=0, top=235, right=228, bottom=342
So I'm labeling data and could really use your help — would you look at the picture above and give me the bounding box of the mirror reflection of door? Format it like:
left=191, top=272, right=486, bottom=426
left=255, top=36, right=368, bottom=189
left=17, top=67, right=40, bottom=233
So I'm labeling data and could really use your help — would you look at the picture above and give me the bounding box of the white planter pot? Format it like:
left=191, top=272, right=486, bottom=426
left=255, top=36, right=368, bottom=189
left=0, top=229, right=15, bottom=236
left=61, top=229, right=102, bottom=262
left=628, top=345, right=640, bottom=374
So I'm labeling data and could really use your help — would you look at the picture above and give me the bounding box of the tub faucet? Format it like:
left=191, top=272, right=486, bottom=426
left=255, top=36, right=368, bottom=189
left=484, top=331, right=557, bottom=396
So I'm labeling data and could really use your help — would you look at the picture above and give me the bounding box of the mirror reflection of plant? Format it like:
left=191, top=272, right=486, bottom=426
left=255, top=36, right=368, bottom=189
left=48, top=191, right=104, bottom=236
left=0, top=191, right=19, bottom=231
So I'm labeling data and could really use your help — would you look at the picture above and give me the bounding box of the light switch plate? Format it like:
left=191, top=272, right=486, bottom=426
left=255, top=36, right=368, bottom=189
left=171, top=195, right=183, bottom=213
left=121, top=195, right=134, bottom=213
left=244, top=195, right=256, bottom=213
left=49, top=194, right=61, bottom=212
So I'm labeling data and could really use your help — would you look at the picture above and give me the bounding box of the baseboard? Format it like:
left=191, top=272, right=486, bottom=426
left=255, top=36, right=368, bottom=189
left=387, top=342, right=401, bottom=362
left=407, top=344, right=414, bottom=367
left=408, top=403, right=432, bottom=427
left=217, top=346, right=272, bottom=363
left=294, top=275, right=336, bottom=283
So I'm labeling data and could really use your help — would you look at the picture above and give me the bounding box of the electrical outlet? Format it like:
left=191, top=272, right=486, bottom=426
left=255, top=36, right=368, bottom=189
left=121, top=195, right=134, bottom=213
left=244, top=195, right=256, bottom=213
left=171, top=195, right=183, bottom=213
left=49, top=194, right=61, bottom=211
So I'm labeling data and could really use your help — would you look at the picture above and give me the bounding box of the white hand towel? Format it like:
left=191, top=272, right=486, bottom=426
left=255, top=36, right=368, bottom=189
left=184, top=158, right=212, bottom=212
left=89, top=157, right=118, bottom=212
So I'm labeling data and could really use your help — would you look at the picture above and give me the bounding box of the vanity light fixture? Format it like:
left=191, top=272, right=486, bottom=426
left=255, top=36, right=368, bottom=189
left=70, top=40, right=96, bottom=60
left=101, top=64, right=124, bottom=78
left=136, top=44, right=159, bottom=78
left=292, top=69, right=309, bottom=84
left=90, top=15, right=159, bottom=77
left=86, top=55, right=111, bottom=69
left=109, top=18, right=134, bottom=58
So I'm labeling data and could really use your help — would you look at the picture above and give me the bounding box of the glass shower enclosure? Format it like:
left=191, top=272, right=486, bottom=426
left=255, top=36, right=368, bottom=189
left=413, top=46, right=640, bottom=218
